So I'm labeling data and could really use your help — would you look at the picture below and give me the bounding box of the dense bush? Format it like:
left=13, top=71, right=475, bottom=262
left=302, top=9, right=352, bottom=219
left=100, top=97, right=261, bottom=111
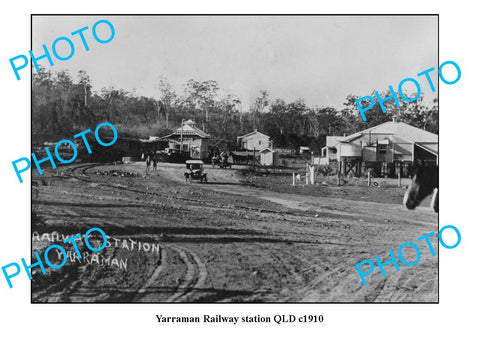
left=33, top=68, right=438, bottom=150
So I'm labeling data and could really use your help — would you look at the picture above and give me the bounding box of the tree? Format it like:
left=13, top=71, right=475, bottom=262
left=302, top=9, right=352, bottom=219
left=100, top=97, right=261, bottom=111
left=155, top=76, right=177, bottom=128
left=341, top=92, right=438, bottom=135
left=32, top=68, right=438, bottom=149
left=99, top=87, right=129, bottom=123
left=184, top=79, right=220, bottom=131
left=77, top=70, right=92, bottom=108
left=252, top=90, right=269, bottom=129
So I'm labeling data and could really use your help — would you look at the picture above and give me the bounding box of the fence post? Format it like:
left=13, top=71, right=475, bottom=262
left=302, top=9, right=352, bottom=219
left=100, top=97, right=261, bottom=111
left=398, top=172, right=401, bottom=187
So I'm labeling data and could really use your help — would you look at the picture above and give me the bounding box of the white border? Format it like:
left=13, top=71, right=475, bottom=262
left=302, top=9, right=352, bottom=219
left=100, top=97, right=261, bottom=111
left=0, top=1, right=478, bottom=347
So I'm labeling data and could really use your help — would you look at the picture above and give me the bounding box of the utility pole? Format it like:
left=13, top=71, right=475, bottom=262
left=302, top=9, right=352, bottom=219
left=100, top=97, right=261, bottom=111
left=180, top=119, right=184, bottom=154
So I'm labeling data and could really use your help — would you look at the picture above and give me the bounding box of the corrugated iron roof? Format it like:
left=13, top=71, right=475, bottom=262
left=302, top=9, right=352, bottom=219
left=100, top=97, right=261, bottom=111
left=326, top=136, right=345, bottom=147
left=237, top=130, right=270, bottom=140
left=342, top=121, right=438, bottom=144
left=165, top=123, right=211, bottom=138
left=415, top=142, right=438, bottom=155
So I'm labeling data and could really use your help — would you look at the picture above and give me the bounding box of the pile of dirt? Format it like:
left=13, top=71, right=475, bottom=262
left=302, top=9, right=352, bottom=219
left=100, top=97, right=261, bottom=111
left=94, top=169, right=139, bottom=177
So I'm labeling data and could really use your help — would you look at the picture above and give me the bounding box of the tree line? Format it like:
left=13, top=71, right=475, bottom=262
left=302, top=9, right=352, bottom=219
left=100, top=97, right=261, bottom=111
left=32, top=68, right=438, bottom=153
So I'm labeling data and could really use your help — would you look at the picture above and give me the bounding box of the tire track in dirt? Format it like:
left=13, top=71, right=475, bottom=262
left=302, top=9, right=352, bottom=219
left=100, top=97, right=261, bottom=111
left=166, top=243, right=207, bottom=302
left=59, top=163, right=436, bottom=302
left=77, top=207, right=208, bottom=302
left=74, top=205, right=208, bottom=302
left=43, top=194, right=207, bottom=302
left=294, top=258, right=352, bottom=301
left=263, top=245, right=306, bottom=283
left=363, top=278, right=388, bottom=302
left=63, top=163, right=405, bottom=231
left=72, top=214, right=172, bottom=300
left=66, top=164, right=355, bottom=302
left=61, top=163, right=296, bottom=216
left=59, top=163, right=436, bottom=232
left=137, top=246, right=168, bottom=294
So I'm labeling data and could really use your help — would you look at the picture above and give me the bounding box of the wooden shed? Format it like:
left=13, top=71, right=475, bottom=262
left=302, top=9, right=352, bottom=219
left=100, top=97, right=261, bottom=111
left=260, top=148, right=278, bottom=166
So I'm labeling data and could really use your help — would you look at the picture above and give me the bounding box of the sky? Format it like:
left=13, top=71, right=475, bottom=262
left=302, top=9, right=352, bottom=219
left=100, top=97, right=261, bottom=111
left=32, top=15, right=438, bottom=110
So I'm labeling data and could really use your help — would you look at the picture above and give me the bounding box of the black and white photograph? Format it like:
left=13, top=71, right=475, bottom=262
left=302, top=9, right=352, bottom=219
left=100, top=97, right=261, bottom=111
left=29, top=15, right=440, bottom=303
left=4, top=1, right=480, bottom=347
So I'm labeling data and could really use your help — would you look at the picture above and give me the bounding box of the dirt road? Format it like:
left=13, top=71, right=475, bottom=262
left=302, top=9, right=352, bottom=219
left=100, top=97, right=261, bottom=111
left=31, top=162, right=438, bottom=302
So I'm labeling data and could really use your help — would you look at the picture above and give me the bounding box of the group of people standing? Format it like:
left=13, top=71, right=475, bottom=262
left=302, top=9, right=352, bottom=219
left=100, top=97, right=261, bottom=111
left=211, top=150, right=231, bottom=168
left=142, top=151, right=157, bottom=173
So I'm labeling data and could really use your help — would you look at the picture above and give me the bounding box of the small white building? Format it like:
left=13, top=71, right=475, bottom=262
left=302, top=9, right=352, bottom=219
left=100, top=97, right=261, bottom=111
left=260, top=148, right=278, bottom=166
left=237, top=130, right=272, bottom=151
left=320, top=136, right=344, bottom=165
left=299, top=146, right=310, bottom=154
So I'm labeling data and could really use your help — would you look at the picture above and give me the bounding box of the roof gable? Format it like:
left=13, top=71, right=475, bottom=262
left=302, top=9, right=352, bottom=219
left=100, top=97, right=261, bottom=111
left=342, top=121, right=437, bottom=144
left=238, top=130, right=270, bottom=140
left=415, top=142, right=438, bottom=155
left=326, top=136, right=345, bottom=147
left=166, top=123, right=211, bottom=138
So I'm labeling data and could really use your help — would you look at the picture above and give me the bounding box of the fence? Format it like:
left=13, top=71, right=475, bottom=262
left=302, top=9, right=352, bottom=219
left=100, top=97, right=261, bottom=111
left=292, top=165, right=408, bottom=188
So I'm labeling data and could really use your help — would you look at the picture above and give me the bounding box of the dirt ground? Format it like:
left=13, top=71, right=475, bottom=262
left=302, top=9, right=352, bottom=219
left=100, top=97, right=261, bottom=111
left=31, top=161, right=438, bottom=302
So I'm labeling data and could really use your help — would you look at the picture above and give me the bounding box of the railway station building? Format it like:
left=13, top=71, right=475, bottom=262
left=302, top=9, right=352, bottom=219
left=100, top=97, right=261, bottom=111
left=320, top=118, right=438, bottom=177
left=164, top=119, right=211, bottom=159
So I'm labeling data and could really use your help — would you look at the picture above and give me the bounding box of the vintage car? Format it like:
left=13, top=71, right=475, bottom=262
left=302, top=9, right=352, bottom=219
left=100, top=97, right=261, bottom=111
left=184, top=160, right=208, bottom=183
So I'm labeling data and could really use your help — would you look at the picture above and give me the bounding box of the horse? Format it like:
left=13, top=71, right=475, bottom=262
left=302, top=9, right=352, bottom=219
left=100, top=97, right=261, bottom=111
left=403, top=162, right=438, bottom=213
